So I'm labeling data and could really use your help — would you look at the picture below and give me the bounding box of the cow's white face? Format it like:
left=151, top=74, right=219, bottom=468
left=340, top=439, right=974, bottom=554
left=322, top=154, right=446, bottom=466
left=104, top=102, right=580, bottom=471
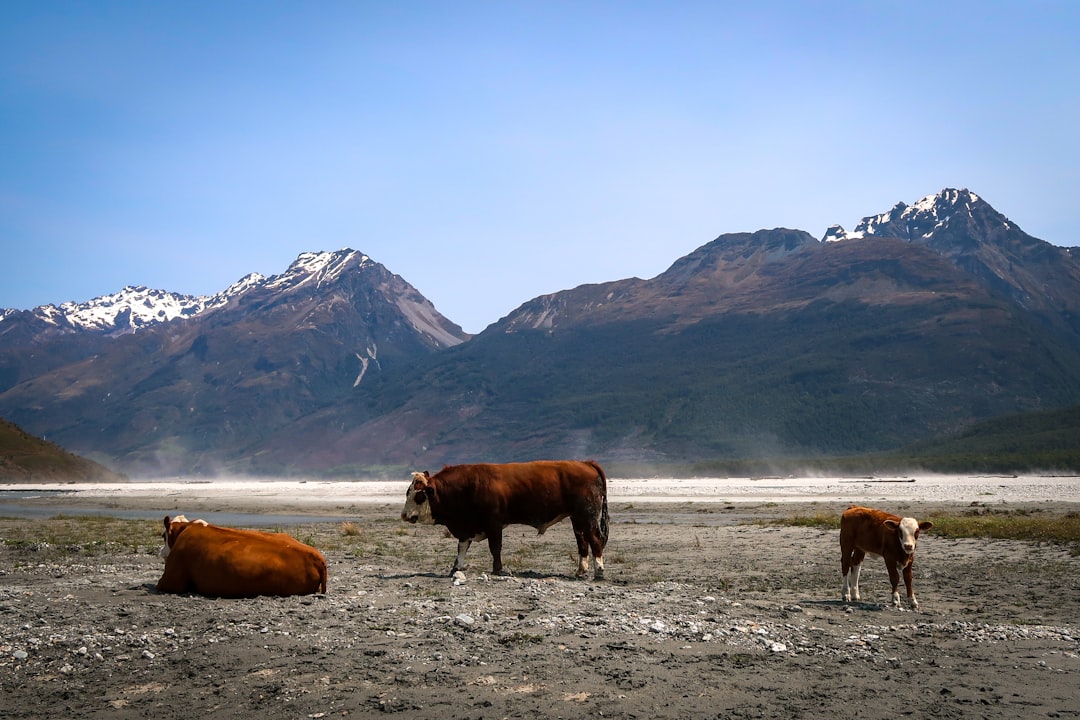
left=158, top=515, right=207, bottom=559
left=401, top=472, right=435, bottom=525
left=159, top=515, right=187, bottom=559
left=896, top=517, right=925, bottom=555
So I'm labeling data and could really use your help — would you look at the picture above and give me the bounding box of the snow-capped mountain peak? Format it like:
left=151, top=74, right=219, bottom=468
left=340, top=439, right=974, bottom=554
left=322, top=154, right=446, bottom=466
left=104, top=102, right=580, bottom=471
left=823, top=188, right=995, bottom=243
left=48, top=286, right=217, bottom=333
left=263, top=249, right=370, bottom=292
left=214, top=272, right=266, bottom=300
left=1, top=249, right=374, bottom=335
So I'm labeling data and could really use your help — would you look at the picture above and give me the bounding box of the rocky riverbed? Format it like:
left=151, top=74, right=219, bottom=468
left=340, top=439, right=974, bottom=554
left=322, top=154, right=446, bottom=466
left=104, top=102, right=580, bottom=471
left=1, top=500, right=1078, bottom=719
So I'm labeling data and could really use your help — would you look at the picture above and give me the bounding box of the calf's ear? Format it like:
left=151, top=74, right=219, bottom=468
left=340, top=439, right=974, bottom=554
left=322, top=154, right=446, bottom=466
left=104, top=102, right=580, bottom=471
left=883, top=519, right=899, bottom=530
left=919, top=521, right=934, bottom=530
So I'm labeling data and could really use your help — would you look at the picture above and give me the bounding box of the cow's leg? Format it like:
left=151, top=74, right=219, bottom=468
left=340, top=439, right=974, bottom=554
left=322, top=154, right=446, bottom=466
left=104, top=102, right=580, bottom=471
left=572, top=525, right=590, bottom=578
left=587, top=525, right=605, bottom=580
left=451, top=538, right=472, bottom=575
left=487, top=530, right=509, bottom=575
left=155, top=561, right=190, bottom=594
left=887, top=560, right=904, bottom=610
left=572, top=518, right=605, bottom=580
left=903, top=562, right=919, bottom=610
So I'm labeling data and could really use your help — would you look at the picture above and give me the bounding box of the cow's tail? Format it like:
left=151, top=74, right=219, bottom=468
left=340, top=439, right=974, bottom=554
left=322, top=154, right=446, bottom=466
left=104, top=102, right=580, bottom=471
left=318, top=555, right=329, bottom=594
left=588, top=460, right=610, bottom=548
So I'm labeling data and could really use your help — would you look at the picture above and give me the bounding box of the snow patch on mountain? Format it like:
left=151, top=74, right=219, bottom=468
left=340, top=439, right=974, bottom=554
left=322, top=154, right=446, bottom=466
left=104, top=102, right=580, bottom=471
left=0, top=249, right=374, bottom=334
left=823, top=188, right=985, bottom=243
left=14, top=286, right=223, bottom=334
left=0, top=248, right=471, bottom=350
left=264, top=249, right=369, bottom=292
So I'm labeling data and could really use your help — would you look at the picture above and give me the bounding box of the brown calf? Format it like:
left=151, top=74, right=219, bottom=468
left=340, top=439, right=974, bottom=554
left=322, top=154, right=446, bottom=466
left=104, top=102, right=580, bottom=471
left=840, top=505, right=933, bottom=611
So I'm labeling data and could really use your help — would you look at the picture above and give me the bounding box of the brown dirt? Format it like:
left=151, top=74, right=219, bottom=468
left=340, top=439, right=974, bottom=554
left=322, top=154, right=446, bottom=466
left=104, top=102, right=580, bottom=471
left=1, top=500, right=1078, bottom=719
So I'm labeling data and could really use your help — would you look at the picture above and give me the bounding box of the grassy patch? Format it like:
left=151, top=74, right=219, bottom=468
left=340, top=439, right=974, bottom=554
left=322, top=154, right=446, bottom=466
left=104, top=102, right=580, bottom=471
left=0, top=515, right=161, bottom=556
left=929, top=508, right=1080, bottom=546
left=765, top=509, right=1080, bottom=553
left=499, top=631, right=545, bottom=646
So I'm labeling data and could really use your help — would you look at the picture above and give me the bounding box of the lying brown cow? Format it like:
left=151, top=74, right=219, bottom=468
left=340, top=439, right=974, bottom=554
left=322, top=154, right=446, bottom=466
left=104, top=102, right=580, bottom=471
left=400, top=460, right=609, bottom=579
left=840, top=505, right=933, bottom=611
left=156, top=515, right=327, bottom=598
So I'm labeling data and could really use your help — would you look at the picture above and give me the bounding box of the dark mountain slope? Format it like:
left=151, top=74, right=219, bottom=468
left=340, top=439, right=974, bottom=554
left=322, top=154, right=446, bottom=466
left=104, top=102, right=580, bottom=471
left=0, top=417, right=126, bottom=482
left=898, top=402, right=1080, bottom=473
left=275, top=227, right=1080, bottom=473
left=0, top=251, right=469, bottom=476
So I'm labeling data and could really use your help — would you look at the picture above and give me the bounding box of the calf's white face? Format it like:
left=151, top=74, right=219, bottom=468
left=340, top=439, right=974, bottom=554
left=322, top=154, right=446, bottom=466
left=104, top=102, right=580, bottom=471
left=401, top=472, right=435, bottom=525
left=889, top=516, right=926, bottom=555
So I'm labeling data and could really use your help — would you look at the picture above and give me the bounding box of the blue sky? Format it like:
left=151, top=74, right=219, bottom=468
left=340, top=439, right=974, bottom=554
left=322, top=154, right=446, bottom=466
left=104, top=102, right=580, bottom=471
left=3, top=2, right=1078, bottom=334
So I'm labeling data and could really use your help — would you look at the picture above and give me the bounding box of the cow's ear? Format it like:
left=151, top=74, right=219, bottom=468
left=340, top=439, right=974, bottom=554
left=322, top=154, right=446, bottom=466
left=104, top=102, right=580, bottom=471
left=163, top=516, right=171, bottom=530
left=883, top=519, right=899, bottom=530
left=919, top=521, right=934, bottom=530
left=423, top=470, right=431, bottom=479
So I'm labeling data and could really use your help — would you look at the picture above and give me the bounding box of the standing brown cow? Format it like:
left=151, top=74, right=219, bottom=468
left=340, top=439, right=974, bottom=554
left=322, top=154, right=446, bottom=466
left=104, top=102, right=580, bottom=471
left=840, top=505, right=933, bottom=610
left=400, top=460, right=609, bottom=579
left=157, top=516, right=327, bottom=598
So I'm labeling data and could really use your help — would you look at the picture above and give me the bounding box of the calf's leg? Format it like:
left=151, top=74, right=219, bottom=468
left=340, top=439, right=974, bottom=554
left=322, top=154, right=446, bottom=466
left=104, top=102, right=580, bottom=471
left=842, top=547, right=865, bottom=602
left=903, top=562, right=920, bottom=610
left=887, top=560, right=903, bottom=609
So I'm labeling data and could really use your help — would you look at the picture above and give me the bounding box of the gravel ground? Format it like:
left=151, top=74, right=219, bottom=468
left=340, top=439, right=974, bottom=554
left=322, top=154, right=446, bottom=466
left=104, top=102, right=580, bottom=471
left=1, top=500, right=1078, bottom=719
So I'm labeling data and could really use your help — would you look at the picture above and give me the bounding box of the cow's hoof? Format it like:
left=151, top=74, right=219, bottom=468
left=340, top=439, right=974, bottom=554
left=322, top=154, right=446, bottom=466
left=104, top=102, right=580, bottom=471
left=593, top=571, right=605, bottom=582
left=495, top=568, right=512, bottom=577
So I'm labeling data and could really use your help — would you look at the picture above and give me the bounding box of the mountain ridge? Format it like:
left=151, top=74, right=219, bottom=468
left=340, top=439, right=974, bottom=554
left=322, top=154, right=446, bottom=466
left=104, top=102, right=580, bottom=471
left=0, top=248, right=472, bottom=344
left=2, top=189, right=1073, bottom=336
left=2, top=188, right=1078, bottom=476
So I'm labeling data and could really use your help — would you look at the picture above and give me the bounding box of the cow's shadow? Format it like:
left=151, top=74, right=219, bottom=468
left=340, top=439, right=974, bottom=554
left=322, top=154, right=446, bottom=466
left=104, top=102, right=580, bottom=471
left=376, top=569, right=594, bottom=582
left=799, top=598, right=887, bottom=612
left=376, top=571, right=450, bottom=581
left=512, top=569, right=585, bottom=581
